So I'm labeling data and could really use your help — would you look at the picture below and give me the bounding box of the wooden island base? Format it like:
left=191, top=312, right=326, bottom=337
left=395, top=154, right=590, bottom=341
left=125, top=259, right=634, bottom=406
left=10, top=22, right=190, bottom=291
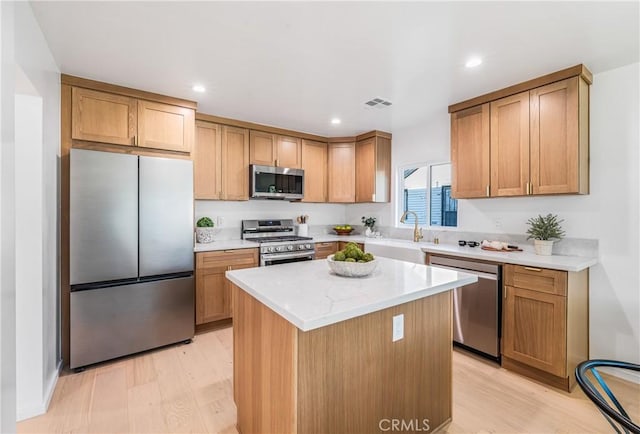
left=232, top=283, right=453, bottom=434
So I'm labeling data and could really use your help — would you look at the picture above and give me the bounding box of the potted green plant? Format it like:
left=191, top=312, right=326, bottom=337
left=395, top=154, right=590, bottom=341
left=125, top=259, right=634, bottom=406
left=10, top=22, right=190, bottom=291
left=361, top=216, right=376, bottom=237
left=526, top=214, right=565, bottom=256
left=196, top=217, right=215, bottom=244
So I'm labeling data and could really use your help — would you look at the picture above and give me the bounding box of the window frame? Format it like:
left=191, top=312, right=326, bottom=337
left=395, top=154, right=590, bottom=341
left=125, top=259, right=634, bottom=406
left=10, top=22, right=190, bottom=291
left=396, top=161, right=458, bottom=230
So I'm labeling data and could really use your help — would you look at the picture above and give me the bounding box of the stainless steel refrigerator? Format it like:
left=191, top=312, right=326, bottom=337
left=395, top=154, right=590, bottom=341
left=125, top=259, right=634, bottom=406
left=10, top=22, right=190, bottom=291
left=70, top=148, right=194, bottom=369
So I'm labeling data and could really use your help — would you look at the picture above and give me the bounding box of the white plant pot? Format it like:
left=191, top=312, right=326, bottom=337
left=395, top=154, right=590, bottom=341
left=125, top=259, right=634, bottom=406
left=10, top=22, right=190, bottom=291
left=196, top=227, right=215, bottom=244
left=533, top=239, right=554, bottom=256
left=365, top=227, right=373, bottom=237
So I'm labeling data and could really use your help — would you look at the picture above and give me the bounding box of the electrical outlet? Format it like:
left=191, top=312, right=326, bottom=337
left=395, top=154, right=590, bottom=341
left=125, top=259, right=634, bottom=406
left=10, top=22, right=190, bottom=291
left=392, top=314, right=404, bottom=342
left=217, top=216, right=224, bottom=227
left=494, top=218, right=502, bottom=229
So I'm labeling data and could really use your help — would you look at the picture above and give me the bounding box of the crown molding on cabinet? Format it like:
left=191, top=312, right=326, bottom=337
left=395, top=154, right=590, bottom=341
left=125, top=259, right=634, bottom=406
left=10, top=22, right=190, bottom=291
left=447, top=64, right=592, bottom=113
left=61, top=74, right=198, bottom=109
left=196, top=112, right=327, bottom=142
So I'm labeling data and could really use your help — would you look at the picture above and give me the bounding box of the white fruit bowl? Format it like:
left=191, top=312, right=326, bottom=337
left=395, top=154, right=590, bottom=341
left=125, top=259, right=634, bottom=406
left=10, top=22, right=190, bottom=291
left=327, top=254, right=378, bottom=278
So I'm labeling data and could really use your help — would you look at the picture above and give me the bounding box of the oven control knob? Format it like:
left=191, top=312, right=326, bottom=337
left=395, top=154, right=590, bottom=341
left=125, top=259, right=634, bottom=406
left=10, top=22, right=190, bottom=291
left=276, top=246, right=283, bottom=252
left=305, top=244, right=311, bottom=249
left=287, top=245, right=294, bottom=251
left=267, top=247, right=274, bottom=252
left=298, top=245, right=305, bottom=250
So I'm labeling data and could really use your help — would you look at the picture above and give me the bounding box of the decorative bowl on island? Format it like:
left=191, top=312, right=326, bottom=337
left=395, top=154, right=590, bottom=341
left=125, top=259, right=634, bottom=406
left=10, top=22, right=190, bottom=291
left=327, top=254, right=378, bottom=277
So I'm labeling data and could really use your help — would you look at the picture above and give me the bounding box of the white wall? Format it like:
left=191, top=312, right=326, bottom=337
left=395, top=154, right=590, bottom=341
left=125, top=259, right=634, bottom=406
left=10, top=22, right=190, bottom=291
left=351, top=63, right=640, bottom=374
left=0, top=1, right=17, bottom=431
left=12, top=2, right=61, bottom=421
left=15, top=92, right=44, bottom=421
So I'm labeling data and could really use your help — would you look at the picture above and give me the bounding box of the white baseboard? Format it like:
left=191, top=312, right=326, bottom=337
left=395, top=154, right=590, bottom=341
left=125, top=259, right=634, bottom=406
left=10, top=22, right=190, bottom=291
left=16, top=360, right=61, bottom=422
left=599, top=365, right=640, bottom=384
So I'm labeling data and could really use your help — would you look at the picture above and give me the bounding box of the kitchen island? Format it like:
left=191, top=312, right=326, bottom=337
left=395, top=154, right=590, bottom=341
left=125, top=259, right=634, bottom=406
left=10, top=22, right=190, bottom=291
left=226, top=257, right=477, bottom=434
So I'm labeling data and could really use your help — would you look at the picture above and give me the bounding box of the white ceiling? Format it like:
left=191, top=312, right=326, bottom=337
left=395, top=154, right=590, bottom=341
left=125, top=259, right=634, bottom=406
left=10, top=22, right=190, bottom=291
left=31, top=1, right=639, bottom=137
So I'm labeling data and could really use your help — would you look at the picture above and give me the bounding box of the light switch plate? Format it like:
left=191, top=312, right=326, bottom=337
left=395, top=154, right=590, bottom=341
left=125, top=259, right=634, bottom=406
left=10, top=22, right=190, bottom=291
left=392, top=314, right=404, bottom=342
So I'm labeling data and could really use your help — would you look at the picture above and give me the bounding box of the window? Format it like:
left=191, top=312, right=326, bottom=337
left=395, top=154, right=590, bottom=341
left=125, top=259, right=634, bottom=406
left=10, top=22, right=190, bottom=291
left=399, top=162, right=457, bottom=227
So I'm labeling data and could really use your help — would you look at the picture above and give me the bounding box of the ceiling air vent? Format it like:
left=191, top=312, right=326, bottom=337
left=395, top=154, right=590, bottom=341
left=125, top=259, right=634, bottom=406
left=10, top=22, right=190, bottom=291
left=364, top=97, right=392, bottom=109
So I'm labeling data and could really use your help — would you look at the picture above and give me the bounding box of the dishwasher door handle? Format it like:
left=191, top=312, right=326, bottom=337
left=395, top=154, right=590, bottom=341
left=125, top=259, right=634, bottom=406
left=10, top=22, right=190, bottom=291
left=430, top=264, right=498, bottom=281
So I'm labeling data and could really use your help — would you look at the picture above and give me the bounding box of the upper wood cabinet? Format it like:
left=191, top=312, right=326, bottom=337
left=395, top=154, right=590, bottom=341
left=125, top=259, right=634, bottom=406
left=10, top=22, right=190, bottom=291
left=194, top=121, right=222, bottom=199
left=249, top=130, right=276, bottom=166
left=277, top=135, right=302, bottom=168
left=327, top=141, right=355, bottom=203
left=249, top=130, right=301, bottom=168
left=530, top=78, right=587, bottom=195
left=71, top=85, right=195, bottom=154
left=137, top=100, right=194, bottom=153
left=72, top=88, right=137, bottom=146
left=355, top=134, right=391, bottom=203
left=222, top=126, right=250, bottom=201
left=490, top=91, right=530, bottom=197
left=451, top=104, right=490, bottom=198
left=194, top=120, right=249, bottom=200
left=301, top=139, right=327, bottom=203
left=449, top=65, right=591, bottom=198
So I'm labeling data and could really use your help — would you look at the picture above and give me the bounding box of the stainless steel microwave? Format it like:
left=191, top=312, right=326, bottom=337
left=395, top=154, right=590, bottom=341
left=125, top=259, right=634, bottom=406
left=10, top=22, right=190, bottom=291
left=250, top=165, right=304, bottom=200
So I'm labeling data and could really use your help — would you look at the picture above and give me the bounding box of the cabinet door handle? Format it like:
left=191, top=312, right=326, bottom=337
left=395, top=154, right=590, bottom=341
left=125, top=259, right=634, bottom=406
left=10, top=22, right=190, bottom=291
left=486, top=185, right=490, bottom=197
left=134, top=135, right=138, bottom=146
left=524, top=266, right=542, bottom=272
left=372, top=193, right=375, bottom=202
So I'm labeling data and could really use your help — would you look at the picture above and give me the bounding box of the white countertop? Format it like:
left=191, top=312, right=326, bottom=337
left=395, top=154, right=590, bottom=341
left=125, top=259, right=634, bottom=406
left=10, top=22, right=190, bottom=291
left=194, top=239, right=260, bottom=252
left=194, top=234, right=365, bottom=252
left=226, top=256, right=477, bottom=331
left=362, top=238, right=596, bottom=272
left=195, top=235, right=596, bottom=272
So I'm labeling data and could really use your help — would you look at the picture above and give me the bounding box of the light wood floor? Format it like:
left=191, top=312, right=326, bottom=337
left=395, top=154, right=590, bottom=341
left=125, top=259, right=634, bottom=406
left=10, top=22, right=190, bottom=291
left=18, top=326, right=639, bottom=434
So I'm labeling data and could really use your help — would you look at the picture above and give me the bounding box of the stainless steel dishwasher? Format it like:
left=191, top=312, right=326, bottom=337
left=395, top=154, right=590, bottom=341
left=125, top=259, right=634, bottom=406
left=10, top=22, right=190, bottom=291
left=427, top=254, right=501, bottom=362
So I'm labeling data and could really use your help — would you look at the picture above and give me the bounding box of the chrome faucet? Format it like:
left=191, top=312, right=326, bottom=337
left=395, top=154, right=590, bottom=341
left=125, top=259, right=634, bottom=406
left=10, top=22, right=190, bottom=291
left=400, top=210, right=423, bottom=242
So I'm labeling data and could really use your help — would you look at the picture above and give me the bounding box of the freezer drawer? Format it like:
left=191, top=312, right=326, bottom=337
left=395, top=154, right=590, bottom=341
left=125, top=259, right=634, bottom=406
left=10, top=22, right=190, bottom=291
left=70, top=276, right=194, bottom=369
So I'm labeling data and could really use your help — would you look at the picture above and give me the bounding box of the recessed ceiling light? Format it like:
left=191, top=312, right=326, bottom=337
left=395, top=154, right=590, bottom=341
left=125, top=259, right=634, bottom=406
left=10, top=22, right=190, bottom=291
left=331, top=118, right=341, bottom=125
left=465, top=57, right=482, bottom=68
left=192, top=84, right=206, bottom=93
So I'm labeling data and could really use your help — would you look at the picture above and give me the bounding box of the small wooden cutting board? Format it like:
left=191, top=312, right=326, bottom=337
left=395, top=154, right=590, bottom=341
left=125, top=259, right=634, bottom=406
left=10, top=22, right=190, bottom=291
left=481, top=245, right=523, bottom=252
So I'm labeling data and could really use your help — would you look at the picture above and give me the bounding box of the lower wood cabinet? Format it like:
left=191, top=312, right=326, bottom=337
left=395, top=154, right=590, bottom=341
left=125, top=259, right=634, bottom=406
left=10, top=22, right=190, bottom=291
left=314, top=242, right=338, bottom=259
left=502, top=264, right=588, bottom=391
left=195, top=248, right=258, bottom=325
left=338, top=241, right=364, bottom=251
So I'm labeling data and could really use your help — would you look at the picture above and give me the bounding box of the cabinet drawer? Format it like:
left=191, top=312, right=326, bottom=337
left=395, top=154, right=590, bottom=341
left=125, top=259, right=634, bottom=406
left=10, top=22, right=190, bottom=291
left=504, top=265, right=567, bottom=296
left=315, top=242, right=338, bottom=259
left=196, top=249, right=259, bottom=269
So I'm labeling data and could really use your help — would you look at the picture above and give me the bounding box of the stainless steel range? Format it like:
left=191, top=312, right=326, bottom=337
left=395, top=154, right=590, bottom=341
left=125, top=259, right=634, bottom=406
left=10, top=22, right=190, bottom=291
left=241, top=219, right=315, bottom=266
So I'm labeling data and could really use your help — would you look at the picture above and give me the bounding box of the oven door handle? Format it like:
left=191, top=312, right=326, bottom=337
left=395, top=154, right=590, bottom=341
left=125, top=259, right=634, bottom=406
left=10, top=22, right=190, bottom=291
left=261, top=252, right=315, bottom=261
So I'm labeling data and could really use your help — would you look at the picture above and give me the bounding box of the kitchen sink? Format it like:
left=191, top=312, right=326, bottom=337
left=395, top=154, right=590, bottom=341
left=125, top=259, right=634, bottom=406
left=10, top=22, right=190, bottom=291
left=364, top=239, right=427, bottom=264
